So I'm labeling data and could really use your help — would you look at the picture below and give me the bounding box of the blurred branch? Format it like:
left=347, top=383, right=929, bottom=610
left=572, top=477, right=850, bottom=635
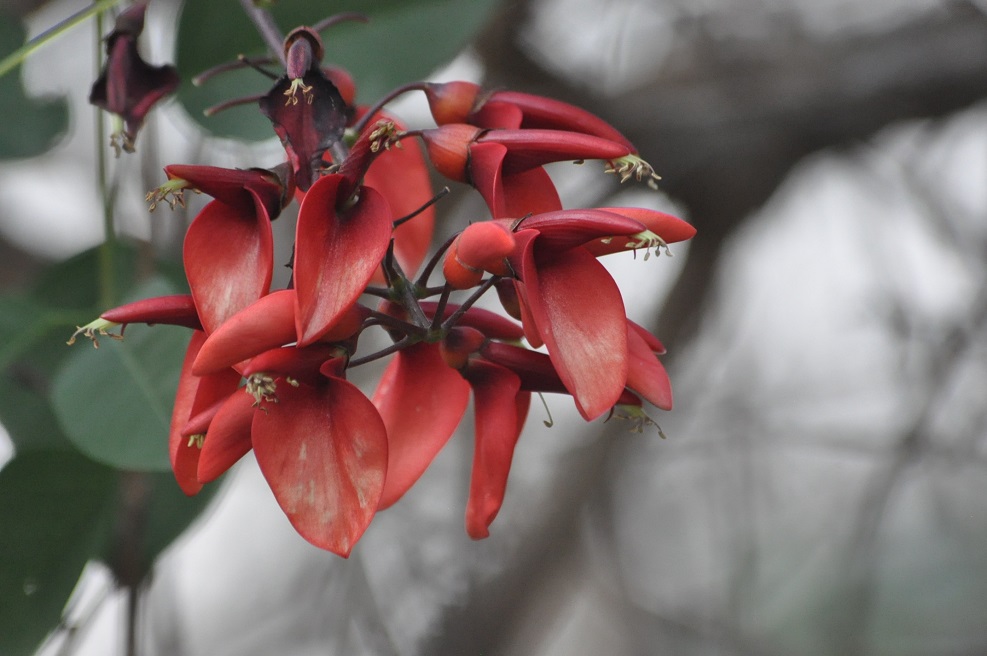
left=476, top=0, right=987, bottom=349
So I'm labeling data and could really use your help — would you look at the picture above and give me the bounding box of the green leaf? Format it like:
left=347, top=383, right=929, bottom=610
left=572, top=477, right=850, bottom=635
left=0, top=296, right=92, bottom=453
left=51, top=277, right=191, bottom=472
left=0, top=246, right=185, bottom=452
left=0, top=455, right=220, bottom=655
left=0, top=450, right=117, bottom=656
left=0, top=14, right=69, bottom=160
left=175, top=0, right=500, bottom=141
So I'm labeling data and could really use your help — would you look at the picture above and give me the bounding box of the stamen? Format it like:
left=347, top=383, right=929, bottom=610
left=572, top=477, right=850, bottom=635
left=187, top=434, right=205, bottom=449
left=67, top=318, right=124, bottom=348
left=368, top=120, right=401, bottom=153
left=245, top=373, right=279, bottom=407
left=146, top=178, right=197, bottom=212
left=604, top=154, right=661, bottom=189
left=607, top=404, right=666, bottom=437
left=283, top=78, right=314, bottom=106
left=622, top=229, right=671, bottom=260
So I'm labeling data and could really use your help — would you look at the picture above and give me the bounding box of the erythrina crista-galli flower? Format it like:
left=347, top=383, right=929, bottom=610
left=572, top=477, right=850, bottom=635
left=72, top=10, right=696, bottom=556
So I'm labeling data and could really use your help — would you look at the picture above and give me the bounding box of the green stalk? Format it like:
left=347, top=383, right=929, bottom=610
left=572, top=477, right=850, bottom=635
left=0, top=0, right=123, bottom=79
left=94, top=11, right=116, bottom=308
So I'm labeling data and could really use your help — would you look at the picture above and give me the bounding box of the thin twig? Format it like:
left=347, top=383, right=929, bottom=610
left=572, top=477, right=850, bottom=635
left=238, top=0, right=286, bottom=66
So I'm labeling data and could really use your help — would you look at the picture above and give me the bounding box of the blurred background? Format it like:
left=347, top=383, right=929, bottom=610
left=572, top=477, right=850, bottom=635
left=2, top=0, right=987, bottom=654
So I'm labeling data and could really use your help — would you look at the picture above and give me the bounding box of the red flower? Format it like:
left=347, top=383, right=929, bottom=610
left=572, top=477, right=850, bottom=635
left=89, top=3, right=179, bottom=154
left=424, top=81, right=635, bottom=150
left=259, top=28, right=351, bottom=190
left=420, top=124, right=633, bottom=218
left=168, top=166, right=285, bottom=334
left=445, top=208, right=692, bottom=419
left=192, top=347, right=387, bottom=556
left=293, top=174, right=393, bottom=346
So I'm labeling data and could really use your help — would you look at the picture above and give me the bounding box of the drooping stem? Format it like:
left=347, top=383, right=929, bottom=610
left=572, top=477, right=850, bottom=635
left=310, top=11, right=369, bottom=34
left=0, top=0, right=123, bottom=78
left=238, top=0, right=286, bottom=66
left=352, top=82, right=429, bottom=135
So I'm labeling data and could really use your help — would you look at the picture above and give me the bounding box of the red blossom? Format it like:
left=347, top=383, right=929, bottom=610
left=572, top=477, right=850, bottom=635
left=89, top=3, right=179, bottom=153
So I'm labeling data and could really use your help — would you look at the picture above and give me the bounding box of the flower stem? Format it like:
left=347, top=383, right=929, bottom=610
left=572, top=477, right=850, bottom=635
left=95, top=11, right=116, bottom=308
left=238, top=0, right=286, bottom=66
left=0, top=0, right=123, bottom=79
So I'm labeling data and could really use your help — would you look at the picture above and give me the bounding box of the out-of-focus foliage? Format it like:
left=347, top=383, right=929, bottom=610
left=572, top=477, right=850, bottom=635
left=0, top=247, right=209, bottom=656
left=177, top=0, right=501, bottom=140
left=0, top=15, right=68, bottom=159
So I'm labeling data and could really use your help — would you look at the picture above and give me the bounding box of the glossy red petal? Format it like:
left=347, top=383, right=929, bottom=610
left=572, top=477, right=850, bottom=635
left=192, top=289, right=295, bottom=376
left=259, top=71, right=348, bottom=191
left=183, top=196, right=273, bottom=334
left=164, top=164, right=287, bottom=220
left=241, top=343, right=342, bottom=386
left=583, top=208, right=697, bottom=257
left=625, top=325, right=673, bottom=410
left=522, top=245, right=628, bottom=420
left=421, top=124, right=483, bottom=182
left=252, top=379, right=387, bottom=556
left=372, top=343, right=471, bottom=509
left=169, top=332, right=207, bottom=495
left=197, top=389, right=255, bottom=483
left=628, top=320, right=666, bottom=355
left=363, top=116, right=435, bottom=275
left=486, top=91, right=635, bottom=150
left=100, top=294, right=200, bottom=330
left=424, top=81, right=482, bottom=125
left=294, top=176, right=393, bottom=346
left=480, top=129, right=631, bottom=174
left=469, top=99, right=523, bottom=129
left=464, top=361, right=523, bottom=539
left=469, top=142, right=562, bottom=218
left=515, top=209, right=645, bottom=251
left=169, top=332, right=240, bottom=495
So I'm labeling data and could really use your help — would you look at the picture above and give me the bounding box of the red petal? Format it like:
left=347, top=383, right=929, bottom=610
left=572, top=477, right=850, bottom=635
left=515, top=209, right=645, bottom=251
left=372, top=343, right=471, bottom=509
left=480, top=129, right=631, bottom=174
left=169, top=332, right=240, bottom=495
left=628, top=320, right=666, bottom=355
left=192, top=289, right=295, bottom=376
left=183, top=197, right=273, bottom=333
left=464, top=361, right=523, bottom=539
left=469, top=142, right=561, bottom=218
left=100, top=294, right=200, bottom=330
left=585, top=207, right=696, bottom=256
left=294, top=175, right=392, bottom=346
left=469, top=99, right=523, bottom=129
left=424, top=81, right=482, bottom=125
left=487, top=91, right=635, bottom=150
left=454, top=221, right=515, bottom=275
left=625, top=325, right=673, bottom=410
left=421, top=124, right=482, bottom=182
left=521, top=244, right=627, bottom=420
left=252, top=379, right=387, bottom=556
left=197, top=389, right=255, bottom=483
left=363, top=113, right=435, bottom=276
left=164, top=164, right=287, bottom=220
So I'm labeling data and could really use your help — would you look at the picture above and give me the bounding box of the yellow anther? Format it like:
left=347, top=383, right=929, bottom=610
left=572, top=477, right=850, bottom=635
left=146, top=178, right=195, bottom=212
left=187, top=434, right=205, bottom=449
left=604, top=155, right=661, bottom=189
left=67, top=318, right=123, bottom=348
left=245, top=373, right=279, bottom=407
left=283, top=78, right=314, bottom=106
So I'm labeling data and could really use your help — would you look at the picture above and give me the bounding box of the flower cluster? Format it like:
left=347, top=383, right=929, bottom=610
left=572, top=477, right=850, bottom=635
left=77, top=19, right=695, bottom=556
